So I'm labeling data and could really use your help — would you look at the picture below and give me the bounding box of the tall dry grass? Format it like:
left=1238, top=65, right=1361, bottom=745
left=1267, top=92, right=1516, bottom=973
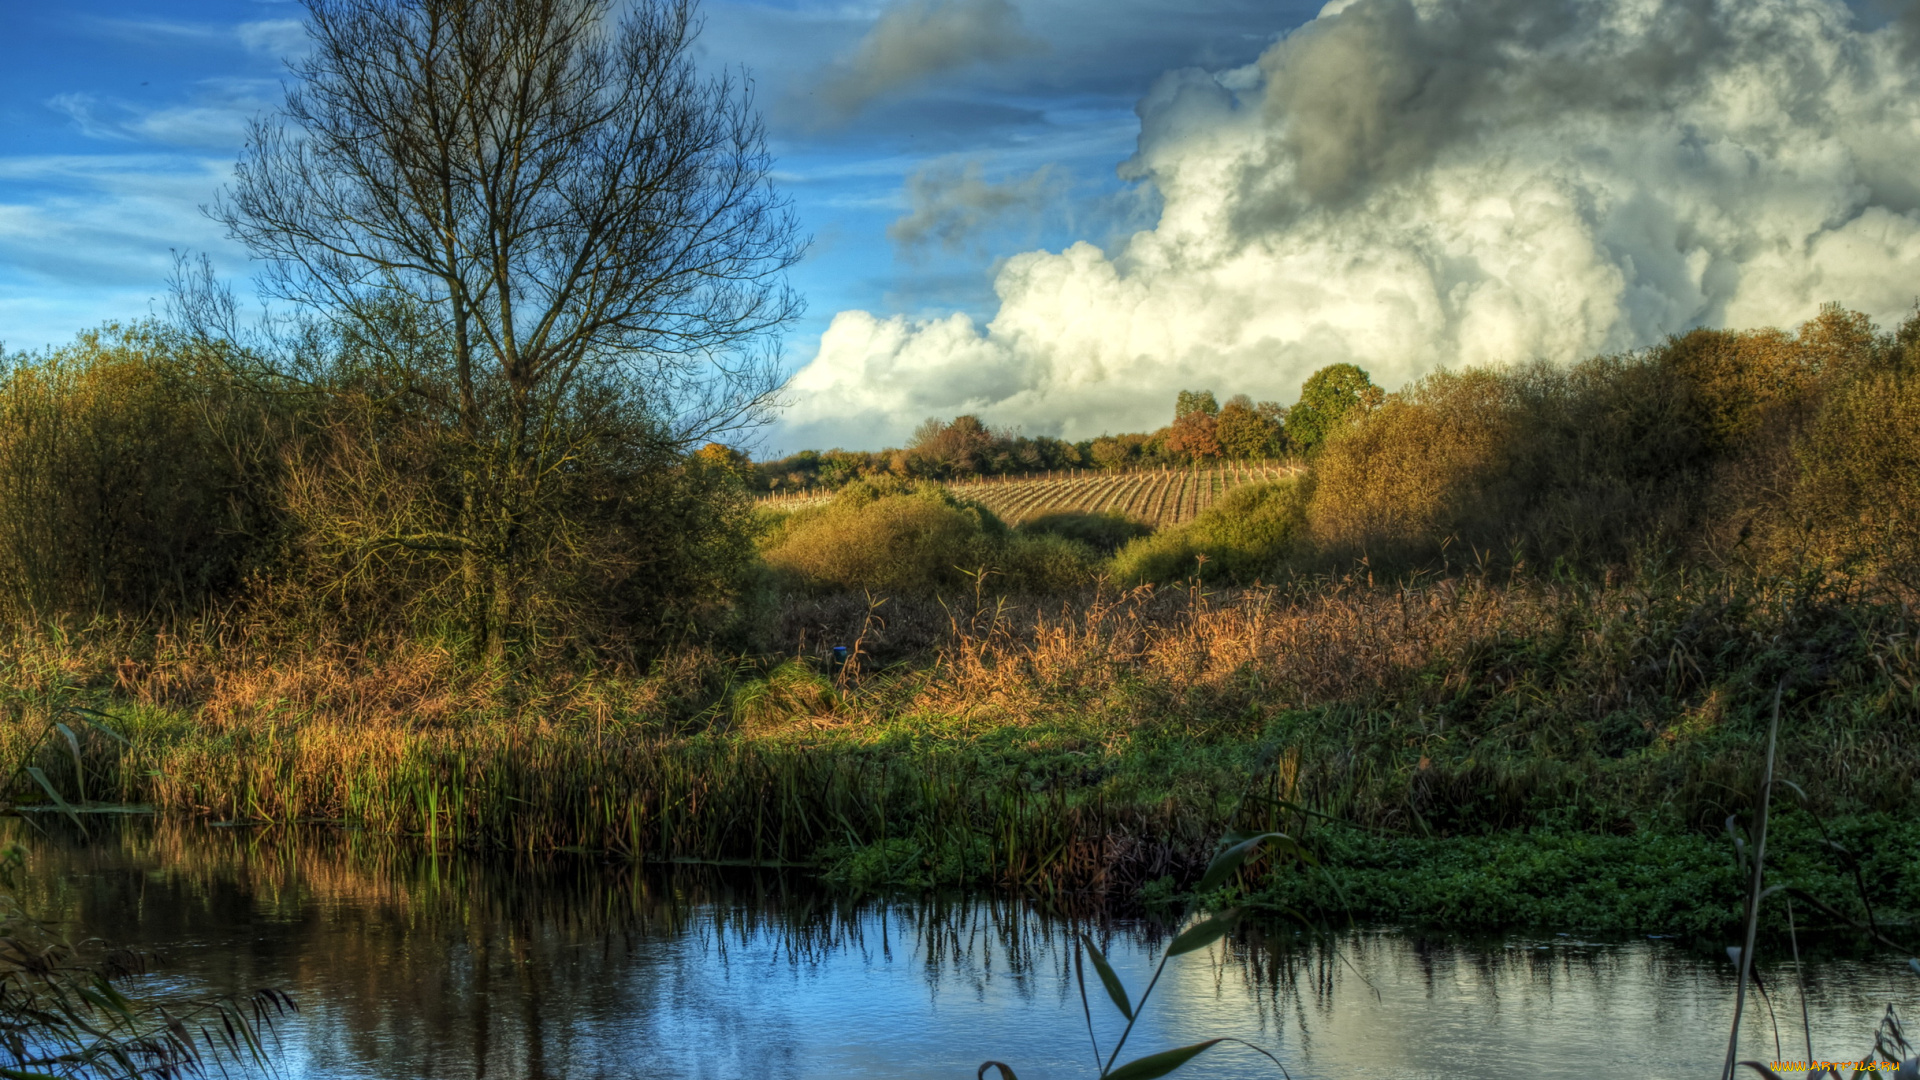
left=5, top=565, right=1914, bottom=892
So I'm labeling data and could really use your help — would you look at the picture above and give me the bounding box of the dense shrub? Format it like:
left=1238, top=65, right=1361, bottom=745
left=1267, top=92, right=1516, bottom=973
left=1305, top=368, right=1517, bottom=565
left=1760, top=362, right=1920, bottom=586
left=1306, top=355, right=1712, bottom=569
left=0, top=325, right=287, bottom=619
left=759, top=478, right=1100, bottom=595
left=276, top=360, right=758, bottom=650
left=997, top=531, right=1103, bottom=593
left=759, top=479, right=1000, bottom=593
left=0, top=321, right=762, bottom=654
left=1110, top=480, right=1309, bottom=585
left=1017, top=511, right=1152, bottom=554
left=1297, top=304, right=1920, bottom=580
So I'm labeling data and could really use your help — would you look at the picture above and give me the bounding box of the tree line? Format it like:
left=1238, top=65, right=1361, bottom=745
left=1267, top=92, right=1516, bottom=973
left=753, top=362, right=1384, bottom=494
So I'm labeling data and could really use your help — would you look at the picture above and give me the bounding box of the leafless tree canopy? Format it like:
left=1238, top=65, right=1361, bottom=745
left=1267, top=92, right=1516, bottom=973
left=217, top=0, right=803, bottom=446
left=210, top=0, right=805, bottom=656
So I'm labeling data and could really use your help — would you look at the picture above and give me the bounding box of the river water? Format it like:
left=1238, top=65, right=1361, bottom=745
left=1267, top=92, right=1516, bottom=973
left=6, top=818, right=1913, bottom=1079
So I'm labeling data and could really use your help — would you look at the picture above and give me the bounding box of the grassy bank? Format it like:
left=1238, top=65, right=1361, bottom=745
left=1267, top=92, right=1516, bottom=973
left=3, top=568, right=1916, bottom=935
left=1246, top=809, right=1920, bottom=937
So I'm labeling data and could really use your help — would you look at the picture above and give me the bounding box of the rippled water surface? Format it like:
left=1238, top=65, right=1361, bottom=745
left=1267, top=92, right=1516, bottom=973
left=8, top=819, right=1913, bottom=1079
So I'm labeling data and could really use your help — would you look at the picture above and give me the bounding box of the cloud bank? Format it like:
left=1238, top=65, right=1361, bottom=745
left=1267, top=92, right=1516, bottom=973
left=813, top=0, right=1046, bottom=121
left=781, top=0, right=1920, bottom=448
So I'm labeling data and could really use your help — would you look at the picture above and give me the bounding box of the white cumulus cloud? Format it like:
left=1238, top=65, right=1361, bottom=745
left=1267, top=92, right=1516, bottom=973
left=780, top=0, right=1920, bottom=448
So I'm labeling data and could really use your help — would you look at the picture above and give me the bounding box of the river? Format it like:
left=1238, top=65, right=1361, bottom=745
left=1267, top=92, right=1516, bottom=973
left=6, top=818, right=1911, bottom=1079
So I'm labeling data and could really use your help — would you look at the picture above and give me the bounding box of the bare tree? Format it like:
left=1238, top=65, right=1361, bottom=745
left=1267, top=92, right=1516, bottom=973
left=214, top=0, right=804, bottom=656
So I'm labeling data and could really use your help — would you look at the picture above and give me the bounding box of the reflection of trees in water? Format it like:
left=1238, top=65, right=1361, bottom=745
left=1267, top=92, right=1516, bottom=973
left=9, top=820, right=1911, bottom=1078
left=8, top=820, right=1163, bottom=1076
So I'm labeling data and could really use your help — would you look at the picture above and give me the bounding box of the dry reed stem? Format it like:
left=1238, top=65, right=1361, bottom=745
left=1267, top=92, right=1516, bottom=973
left=1, top=571, right=1913, bottom=879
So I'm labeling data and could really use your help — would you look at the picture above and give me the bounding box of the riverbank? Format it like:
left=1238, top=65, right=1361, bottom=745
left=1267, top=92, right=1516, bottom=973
left=4, top=570, right=1915, bottom=936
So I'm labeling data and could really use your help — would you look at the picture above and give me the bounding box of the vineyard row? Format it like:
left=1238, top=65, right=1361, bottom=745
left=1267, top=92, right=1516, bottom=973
left=757, top=461, right=1302, bottom=527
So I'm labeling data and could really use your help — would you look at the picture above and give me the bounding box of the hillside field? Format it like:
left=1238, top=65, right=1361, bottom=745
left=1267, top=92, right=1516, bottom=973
left=755, top=461, right=1300, bottom=526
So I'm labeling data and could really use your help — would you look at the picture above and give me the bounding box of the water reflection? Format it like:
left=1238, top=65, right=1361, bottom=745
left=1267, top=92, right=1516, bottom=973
left=5, top=819, right=1913, bottom=1079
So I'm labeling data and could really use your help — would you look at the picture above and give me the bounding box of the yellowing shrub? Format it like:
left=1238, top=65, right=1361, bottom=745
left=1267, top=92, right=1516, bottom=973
left=760, top=478, right=1099, bottom=594
left=1772, top=369, right=1920, bottom=582
left=1111, top=479, right=1308, bottom=585
left=1306, top=369, right=1515, bottom=563
left=0, top=325, right=283, bottom=619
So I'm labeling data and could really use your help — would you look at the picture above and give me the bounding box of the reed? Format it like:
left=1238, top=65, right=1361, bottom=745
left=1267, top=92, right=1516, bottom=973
left=2, top=563, right=1914, bottom=917
left=0, top=839, right=294, bottom=1079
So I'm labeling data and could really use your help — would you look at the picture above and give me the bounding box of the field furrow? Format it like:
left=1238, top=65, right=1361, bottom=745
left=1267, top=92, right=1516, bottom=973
left=757, top=462, right=1301, bottom=528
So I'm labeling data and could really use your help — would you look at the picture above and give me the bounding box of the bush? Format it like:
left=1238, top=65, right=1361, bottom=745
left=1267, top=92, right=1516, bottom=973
left=760, top=479, right=1008, bottom=594
left=1017, top=511, right=1152, bottom=554
left=1296, top=307, right=1913, bottom=577
left=1305, top=368, right=1517, bottom=565
left=1110, top=480, right=1309, bottom=585
left=759, top=478, right=1101, bottom=595
left=277, top=365, right=757, bottom=651
left=0, top=324, right=286, bottom=619
left=1304, top=354, right=1714, bottom=571
left=997, top=531, right=1102, bottom=593
left=1770, top=365, right=1920, bottom=586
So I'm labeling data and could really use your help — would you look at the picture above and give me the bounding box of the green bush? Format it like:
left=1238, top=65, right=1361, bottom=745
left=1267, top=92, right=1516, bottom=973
left=759, top=478, right=1101, bottom=595
left=1110, top=479, right=1309, bottom=585
left=759, top=477, right=1005, bottom=593
left=997, top=531, right=1101, bottom=593
left=1017, top=510, right=1151, bottom=554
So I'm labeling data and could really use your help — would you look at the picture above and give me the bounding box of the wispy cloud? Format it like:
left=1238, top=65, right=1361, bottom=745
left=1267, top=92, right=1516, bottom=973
left=79, top=16, right=230, bottom=45
left=889, top=157, right=1057, bottom=253
left=808, top=0, right=1046, bottom=123
left=44, top=79, right=275, bottom=150
left=45, top=94, right=137, bottom=143
left=0, top=154, right=242, bottom=349
left=237, top=19, right=309, bottom=59
left=78, top=14, right=307, bottom=58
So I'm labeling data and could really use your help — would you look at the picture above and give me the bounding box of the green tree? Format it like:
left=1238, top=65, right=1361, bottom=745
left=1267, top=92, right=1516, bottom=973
left=1088, top=433, right=1146, bottom=469
left=1215, top=394, right=1282, bottom=459
left=1287, top=363, right=1382, bottom=455
left=1174, top=389, right=1220, bottom=419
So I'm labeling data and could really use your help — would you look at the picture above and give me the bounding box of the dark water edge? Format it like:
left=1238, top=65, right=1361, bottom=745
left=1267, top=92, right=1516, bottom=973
left=3, top=817, right=1914, bottom=1080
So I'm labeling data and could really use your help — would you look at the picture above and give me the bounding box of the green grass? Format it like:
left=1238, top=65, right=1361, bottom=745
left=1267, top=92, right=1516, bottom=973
left=1243, top=810, right=1920, bottom=937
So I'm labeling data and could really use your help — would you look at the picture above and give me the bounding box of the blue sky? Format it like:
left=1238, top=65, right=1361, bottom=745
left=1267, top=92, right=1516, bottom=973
left=5, top=0, right=1917, bottom=453
left=0, top=0, right=1318, bottom=428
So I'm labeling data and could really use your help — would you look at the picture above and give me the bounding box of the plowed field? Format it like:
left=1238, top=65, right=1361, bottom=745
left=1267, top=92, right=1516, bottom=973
left=758, top=462, right=1299, bottom=526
